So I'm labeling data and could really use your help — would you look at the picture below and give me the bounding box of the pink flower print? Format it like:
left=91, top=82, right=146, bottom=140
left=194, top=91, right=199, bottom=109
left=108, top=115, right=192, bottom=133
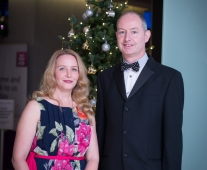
left=51, top=160, right=73, bottom=170
left=58, top=139, right=75, bottom=156
left=76, top=122, right=91, bottom=155
left=60, top=132, right=64, bottom=139
left=31, top=136, right=37, bottom=151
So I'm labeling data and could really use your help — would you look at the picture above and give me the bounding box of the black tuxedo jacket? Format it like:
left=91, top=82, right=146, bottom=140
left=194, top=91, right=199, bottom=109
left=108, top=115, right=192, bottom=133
left=96, top=56, right=184, bottom=170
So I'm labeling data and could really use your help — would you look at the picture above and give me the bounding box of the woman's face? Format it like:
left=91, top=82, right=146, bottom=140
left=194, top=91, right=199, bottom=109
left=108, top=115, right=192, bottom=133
left=54, top=54, right=79, bottom=92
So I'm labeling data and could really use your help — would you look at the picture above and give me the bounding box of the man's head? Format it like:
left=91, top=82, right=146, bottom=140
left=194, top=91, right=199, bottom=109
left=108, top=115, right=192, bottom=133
left=116, top=11, right=151, bottom=63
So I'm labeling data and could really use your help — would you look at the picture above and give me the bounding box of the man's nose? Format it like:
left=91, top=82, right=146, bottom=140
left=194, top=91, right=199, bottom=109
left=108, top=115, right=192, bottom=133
left=124, top=32, right=131, bottom=41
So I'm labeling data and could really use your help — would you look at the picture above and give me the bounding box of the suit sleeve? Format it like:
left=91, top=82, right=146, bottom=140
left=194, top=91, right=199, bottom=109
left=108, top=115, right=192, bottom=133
left=163, top=71, right=184, bottom=170
left=96, top=73, right=106, bottom=160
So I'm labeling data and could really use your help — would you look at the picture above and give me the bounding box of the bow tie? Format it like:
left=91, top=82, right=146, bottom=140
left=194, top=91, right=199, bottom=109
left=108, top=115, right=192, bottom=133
left=121, top=61, right=140, bottom=72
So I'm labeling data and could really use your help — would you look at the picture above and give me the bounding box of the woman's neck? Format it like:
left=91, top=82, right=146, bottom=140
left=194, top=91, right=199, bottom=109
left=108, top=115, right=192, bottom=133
left=52, top=89, right=74, bottom=107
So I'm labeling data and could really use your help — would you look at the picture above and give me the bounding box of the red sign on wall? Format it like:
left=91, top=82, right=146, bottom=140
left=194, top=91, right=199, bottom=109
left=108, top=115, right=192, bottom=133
left=16, top=52, right=27, bottom=67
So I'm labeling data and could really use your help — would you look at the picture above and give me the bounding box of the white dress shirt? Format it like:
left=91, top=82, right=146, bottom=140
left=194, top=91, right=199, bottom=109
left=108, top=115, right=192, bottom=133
left=124, top=53, right=149, bottom=97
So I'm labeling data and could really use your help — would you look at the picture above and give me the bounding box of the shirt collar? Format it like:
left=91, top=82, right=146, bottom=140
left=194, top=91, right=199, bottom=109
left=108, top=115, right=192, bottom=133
left=122, top=53, right=148, bottom=70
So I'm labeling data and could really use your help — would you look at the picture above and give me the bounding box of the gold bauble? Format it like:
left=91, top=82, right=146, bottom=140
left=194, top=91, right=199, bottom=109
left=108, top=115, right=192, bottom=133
left=88, top=65, right=97, bottom=74
left=82, top=41, right=89, bottom=50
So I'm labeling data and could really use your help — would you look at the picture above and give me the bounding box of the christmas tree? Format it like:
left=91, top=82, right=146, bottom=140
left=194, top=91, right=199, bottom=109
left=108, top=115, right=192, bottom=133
left=59, top=0, right=127, bottom=106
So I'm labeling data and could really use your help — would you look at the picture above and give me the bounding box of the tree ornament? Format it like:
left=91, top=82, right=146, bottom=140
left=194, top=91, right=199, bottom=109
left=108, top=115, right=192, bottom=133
left=108, top=3, right=113, bottom=9
left=61, top=37, right=65, bottom=50
left=85, top=6, right=94, bottom=18
left=106, top=9, right=115, bottom=17
left=88, top=65, right=97, bottom=74
left=90, top=98, right=97, bottom=107
left=68, top=29, right=75, bottom=37
left=58, top=0, right=128, bottom=99
left=83, top=26, right=90, bottom=34
left=82, top=41, right=90, bottom=50
left=82, top=13, right=88, bottom=20
left=102, top=42, right=110, bottom=52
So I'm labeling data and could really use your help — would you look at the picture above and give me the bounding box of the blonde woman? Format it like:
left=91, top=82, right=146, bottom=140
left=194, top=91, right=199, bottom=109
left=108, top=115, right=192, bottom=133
left=12, top=49, right=99, bottom=170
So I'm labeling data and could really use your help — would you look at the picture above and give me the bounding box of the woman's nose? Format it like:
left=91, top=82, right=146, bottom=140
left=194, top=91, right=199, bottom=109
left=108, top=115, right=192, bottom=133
left=66, top=70, right=71, bottom=77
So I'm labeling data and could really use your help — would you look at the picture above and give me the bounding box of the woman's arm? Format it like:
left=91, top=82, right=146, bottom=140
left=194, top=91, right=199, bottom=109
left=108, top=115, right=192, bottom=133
left=12, top=100, right=40, bottom=170
left=85, top=116, right=99, bottom=170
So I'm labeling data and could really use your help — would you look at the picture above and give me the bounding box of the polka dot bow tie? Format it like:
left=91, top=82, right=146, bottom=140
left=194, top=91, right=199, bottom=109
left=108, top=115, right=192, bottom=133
left=121, top=61, right=140, bottom=72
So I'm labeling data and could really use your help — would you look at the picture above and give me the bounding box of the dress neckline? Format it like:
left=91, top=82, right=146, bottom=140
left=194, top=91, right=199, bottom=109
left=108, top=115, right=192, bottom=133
left=41, top=98, right=74, bottom=109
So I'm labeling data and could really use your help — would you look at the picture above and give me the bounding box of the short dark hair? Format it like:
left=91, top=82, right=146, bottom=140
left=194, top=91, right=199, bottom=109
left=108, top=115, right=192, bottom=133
left=117, top=11, right=148, bottom=32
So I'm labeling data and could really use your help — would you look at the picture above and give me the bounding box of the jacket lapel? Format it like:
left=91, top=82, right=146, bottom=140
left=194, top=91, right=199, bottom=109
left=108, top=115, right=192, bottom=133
left=128, top=56, right=156, bottom=99
left=113, top=64, right=127, bottom=100
left=112, top=57, right=157, bottom=100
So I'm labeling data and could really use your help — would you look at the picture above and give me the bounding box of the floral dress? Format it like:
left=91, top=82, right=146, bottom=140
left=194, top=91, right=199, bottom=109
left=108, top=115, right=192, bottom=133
left=30, top=98, right=91, bottom=170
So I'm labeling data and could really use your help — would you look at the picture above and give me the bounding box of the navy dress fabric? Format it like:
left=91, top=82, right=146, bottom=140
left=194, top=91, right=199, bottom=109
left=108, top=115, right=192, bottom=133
left=30, top=98, right=91, bottom=170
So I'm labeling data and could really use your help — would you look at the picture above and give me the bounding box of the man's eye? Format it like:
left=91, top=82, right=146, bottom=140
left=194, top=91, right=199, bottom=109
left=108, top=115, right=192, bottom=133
left=119, top=31, right=125, bottom=35
left=132, top=31, right=137, bottom=34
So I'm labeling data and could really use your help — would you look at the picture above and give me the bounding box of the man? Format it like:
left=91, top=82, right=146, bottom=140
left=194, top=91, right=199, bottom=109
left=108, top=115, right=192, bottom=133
left=96, top=11, right=184, bottom=170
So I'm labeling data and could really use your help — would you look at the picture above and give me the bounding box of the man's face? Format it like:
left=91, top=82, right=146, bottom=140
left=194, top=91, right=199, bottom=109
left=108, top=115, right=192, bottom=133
left=116, top=13, right=151, bottom=62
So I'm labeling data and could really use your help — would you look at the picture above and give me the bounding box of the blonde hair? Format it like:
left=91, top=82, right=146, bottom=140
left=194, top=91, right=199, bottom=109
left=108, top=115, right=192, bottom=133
left=32, top=49, right=95, bottom=124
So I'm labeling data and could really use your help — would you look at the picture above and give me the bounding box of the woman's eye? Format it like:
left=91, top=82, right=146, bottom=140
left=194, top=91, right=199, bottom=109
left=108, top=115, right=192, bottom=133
left=59, top=67, right=65, bottom=71
left=72, top=68, right=78, bottom=72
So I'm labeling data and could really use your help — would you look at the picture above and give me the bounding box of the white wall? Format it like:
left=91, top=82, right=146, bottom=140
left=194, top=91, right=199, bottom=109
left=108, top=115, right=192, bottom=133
left=162, top=0, right=207, bottom=169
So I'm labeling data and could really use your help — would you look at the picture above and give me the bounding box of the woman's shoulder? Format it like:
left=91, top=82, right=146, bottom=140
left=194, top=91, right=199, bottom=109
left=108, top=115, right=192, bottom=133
left=25, top=99, right=40, bottom=110
left=21, top=99, right=41, bottom=121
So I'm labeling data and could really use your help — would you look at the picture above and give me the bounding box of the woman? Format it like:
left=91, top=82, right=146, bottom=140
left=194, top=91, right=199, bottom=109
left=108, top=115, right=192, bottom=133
left=12, top=49, right=99, bottom=170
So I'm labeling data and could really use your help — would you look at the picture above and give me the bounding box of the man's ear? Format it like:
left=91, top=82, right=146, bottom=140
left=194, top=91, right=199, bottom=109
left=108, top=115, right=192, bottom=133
left=145, top=30, right=151, bottom=43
